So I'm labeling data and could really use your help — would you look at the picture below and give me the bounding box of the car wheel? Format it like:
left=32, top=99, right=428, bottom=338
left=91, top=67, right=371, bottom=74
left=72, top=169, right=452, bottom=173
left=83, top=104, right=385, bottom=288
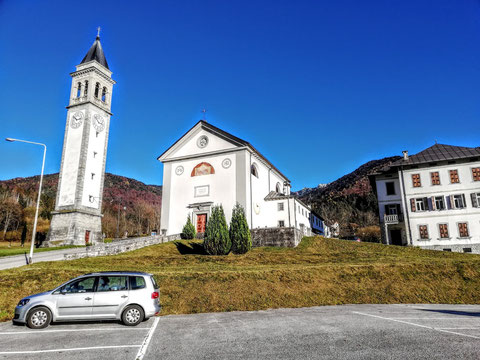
left=27, top=306, right=51, bottom=329
left=122, top=305, right=144, bottom=326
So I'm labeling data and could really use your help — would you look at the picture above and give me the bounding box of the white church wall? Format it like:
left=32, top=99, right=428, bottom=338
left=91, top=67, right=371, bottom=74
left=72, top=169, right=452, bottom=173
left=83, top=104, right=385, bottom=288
left=164, top=152, right=238, bottom=235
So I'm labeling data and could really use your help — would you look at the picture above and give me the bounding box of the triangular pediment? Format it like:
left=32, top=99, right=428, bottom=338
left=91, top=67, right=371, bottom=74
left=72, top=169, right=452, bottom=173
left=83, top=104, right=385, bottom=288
left=158, top=121, right=249, bottom=161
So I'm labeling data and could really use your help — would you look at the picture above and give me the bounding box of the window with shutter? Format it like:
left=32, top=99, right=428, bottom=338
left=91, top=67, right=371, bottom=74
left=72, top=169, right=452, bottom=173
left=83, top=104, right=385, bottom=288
left=449, top=170, right=459, bottom=183
left=471, top=193, right=480, bottom=208
left=458, top=223, right=469, bottom=238
left=412, top=174, right=421, bottom=187
left=439, top=224, right=449, bottom=239
left=419, top=225, right=429, bottom=240
left=431, top=172, right=440, bottom=185
left=472, top=168, right=480, bottom=181
left=453, top=194, right=466, bottom=209
left=415, top=198, right=426, bottom=211
left=434, top=196, right=445, bottom=210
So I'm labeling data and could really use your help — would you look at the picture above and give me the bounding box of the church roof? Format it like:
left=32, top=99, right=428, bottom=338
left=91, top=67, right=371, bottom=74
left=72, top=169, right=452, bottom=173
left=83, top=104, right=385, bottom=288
left=392, top=143, right=480, bottom=166
left=158, top=120, right=290, bottom=182
left=80, top=35, right=109, bottom=69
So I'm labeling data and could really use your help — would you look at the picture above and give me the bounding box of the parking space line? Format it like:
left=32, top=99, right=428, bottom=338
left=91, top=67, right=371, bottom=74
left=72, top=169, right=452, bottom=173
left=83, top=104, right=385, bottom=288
left=352, top=311, right=480, bottom=340
left=0, top=345, right=141, bottom=355
left=135, top=317, right=159, bottom=360
left=0, top=327, right=150, bottom=336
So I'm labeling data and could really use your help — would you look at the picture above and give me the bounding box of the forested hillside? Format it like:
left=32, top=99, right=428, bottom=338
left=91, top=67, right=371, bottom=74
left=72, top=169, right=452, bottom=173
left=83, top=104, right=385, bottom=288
left=295, top=156, right=401, bottom=237
left=0, top=173, right=162, bottom=243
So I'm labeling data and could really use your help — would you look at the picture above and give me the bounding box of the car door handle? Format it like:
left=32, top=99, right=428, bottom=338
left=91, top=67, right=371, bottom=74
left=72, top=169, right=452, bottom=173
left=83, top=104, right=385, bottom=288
left=121, top=295, right=128, bottom=298
left=85, top=297, right=92, bottom=300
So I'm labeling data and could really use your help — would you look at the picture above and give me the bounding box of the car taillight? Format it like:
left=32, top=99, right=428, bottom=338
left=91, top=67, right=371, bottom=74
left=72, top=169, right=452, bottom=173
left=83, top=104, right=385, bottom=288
left=151, top=291, right=159, bottom=299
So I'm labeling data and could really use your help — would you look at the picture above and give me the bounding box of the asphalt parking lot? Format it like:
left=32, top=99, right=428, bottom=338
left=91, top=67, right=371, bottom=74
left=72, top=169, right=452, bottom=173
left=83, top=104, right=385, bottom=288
left=0, top=304, right=479, bottom=359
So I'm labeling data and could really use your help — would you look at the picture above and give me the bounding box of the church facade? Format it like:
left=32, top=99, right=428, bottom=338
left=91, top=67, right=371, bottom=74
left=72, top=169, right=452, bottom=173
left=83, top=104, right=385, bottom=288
left=158, top=121, right=318, bottom=237
left=46, top=33, right=115, bottom=246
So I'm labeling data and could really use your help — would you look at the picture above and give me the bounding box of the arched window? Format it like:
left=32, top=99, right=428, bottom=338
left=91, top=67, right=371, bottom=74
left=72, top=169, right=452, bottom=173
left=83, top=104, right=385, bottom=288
left=84, top=80, right=89, bottom=96
left=94, top=82, right=100, bottom=98
left=251, top=164, right=258, bottom=178
left=276, top=182, right=281, bottom=193
left=191, top=162, right=215, bottom=177
left=76, top=82, right=82, bottom=98
left=101, top=87, right=107, bottom=102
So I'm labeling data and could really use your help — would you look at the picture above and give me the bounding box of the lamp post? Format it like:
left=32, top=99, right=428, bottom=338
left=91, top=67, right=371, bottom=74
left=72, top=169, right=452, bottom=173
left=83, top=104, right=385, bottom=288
left=6, top=138, right=47, bottom=264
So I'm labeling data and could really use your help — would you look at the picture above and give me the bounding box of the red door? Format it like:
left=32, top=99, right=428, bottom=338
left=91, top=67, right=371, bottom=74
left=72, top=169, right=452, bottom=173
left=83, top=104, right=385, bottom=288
left=85, top=230, right=90, bottom=245
left=196, top=214, right=207, bottom=233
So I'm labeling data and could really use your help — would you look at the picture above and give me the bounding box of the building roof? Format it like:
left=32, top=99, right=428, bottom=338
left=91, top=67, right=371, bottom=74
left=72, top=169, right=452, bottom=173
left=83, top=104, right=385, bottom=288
left=80, top=35, right=109, bottom=69
left=392, top=143, right=480, bottom=166
left=264, top=191, right=318, bottom=215
left=158, top=120, right=291, bottom=182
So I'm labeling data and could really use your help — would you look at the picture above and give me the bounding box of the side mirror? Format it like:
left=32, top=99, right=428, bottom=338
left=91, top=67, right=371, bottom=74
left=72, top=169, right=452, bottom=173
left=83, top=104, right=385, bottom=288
left=60, top=288, right=67, bottom=295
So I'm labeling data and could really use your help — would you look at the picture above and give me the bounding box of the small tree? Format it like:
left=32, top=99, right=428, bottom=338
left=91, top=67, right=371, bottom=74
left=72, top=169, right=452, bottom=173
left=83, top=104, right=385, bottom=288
left=204, top=205, right=231, bottom=255
left=229, top=203, right=251, bottom=254
left=181, top=216, right=196, bottom=240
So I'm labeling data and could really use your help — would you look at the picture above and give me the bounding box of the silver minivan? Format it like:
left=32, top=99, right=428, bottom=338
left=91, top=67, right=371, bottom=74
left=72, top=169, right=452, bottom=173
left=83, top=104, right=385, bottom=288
left=13, top=271, right=161, bottom=329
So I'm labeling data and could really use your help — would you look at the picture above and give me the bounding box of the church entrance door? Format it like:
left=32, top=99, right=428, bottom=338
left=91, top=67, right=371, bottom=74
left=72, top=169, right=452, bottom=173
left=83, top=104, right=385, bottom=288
left=196, top=214, right=207, bottom=233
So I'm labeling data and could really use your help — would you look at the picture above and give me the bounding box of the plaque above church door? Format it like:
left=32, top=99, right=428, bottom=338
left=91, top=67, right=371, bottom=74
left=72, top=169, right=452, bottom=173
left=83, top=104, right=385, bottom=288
left=196, top=214, right=207, bottom=233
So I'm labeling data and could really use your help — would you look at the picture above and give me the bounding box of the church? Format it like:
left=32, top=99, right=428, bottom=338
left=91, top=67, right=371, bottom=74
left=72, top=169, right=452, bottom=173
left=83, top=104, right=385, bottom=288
left=158, top=120, right=321, bottom=237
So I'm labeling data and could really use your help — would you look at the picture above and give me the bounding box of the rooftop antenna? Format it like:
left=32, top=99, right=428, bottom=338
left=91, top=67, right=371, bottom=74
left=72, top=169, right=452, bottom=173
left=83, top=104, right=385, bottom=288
left=97, top=26, right=101, bottom=39
left=201, top=108, right=207, bottom=120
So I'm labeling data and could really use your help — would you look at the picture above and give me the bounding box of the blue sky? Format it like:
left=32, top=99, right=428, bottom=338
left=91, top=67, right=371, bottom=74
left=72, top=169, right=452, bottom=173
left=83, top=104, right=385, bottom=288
left=1, top=0, right=479, bottom=190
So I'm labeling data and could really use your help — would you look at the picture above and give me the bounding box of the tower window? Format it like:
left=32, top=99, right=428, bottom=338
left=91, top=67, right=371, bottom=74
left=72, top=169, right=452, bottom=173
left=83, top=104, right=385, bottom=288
left=76, top=82, right=82, bottom=98
left=101, top=87, right=107, bottom=102
left=91, top=173, right=95, bottom=180
left=84, top=80, right=89, bottom=96
left=93, top=151, right=97, bottom=158
left=95, top=82, right=100, bottom=98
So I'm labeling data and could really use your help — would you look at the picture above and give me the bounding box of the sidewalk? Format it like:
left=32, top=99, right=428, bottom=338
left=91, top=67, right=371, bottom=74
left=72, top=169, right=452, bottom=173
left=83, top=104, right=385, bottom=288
left=0, top=247, right=88, bottom=271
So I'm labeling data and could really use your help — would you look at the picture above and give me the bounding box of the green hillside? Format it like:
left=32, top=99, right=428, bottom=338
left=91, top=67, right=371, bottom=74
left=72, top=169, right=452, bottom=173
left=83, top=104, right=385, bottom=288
left=1, top=236, right=480, bottom=322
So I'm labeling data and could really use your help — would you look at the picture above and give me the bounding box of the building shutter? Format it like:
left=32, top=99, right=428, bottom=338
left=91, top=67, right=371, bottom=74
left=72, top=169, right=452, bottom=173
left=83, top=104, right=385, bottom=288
left=449, top=195, right=455, bottom=209
left=431, top=196, right=436, bottom=211
left=410, top=198, right=416, bottom=212
left=384, top=205, right=389, bottom=215
left=471, top=193, right=478, bottom=208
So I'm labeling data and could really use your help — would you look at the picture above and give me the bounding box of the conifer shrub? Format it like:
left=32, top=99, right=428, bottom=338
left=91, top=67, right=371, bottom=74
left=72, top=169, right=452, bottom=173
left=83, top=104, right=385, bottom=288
left=181, top=216, right=196, bottom=240
left=229, top=203, right=252, bottom=254
left=203, top=205, right=231, bottom=255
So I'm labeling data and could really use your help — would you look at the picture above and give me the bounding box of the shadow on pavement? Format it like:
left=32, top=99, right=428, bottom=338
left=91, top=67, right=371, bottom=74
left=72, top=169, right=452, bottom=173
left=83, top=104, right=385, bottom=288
left=419, top=309, right=480, bottom=317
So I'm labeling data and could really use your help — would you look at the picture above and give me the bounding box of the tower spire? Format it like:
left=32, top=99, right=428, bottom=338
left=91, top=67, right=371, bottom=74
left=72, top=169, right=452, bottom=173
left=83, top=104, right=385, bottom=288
left=96, top=26, right=101, bottom=39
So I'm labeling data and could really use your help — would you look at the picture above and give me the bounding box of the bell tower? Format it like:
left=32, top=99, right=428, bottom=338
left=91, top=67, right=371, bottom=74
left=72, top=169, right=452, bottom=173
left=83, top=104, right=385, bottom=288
left=46, top=29, right=116, bottom=246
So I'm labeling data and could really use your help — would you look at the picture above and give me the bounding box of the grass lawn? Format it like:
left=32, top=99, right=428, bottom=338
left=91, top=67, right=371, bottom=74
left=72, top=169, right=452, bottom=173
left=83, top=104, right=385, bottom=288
left=1, top=236, right=480, bottom=322
left=0, top=242, right=82, bottom=257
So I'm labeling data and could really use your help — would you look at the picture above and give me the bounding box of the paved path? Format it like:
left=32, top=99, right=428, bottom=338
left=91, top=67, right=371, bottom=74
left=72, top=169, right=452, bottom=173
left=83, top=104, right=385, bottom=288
left=0, top=247, right=88, bottom=270
left=0, top=304, right=479, bottom=359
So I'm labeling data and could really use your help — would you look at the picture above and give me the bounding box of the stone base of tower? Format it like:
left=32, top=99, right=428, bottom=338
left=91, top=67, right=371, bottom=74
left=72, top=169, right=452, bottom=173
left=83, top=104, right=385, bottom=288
left=45, top=210, right=103, bottom=247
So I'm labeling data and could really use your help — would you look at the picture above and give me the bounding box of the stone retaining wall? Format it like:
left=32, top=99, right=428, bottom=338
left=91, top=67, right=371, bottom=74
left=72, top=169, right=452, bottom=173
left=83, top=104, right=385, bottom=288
left=419, top=244, right=480, bottom=254
left=64, top=234, right=181, bottom=260
left=251, top=227, right=304, bottom=248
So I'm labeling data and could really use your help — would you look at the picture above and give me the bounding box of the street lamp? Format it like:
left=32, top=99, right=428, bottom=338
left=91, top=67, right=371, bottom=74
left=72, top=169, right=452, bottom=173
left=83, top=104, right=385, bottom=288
left=6, top=138, right=47, bottom=264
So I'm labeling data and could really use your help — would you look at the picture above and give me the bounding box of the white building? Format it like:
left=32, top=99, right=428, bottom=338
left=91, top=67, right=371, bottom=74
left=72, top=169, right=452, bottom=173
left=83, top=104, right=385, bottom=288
left=371, top=144, right=480, bottom=253
left=46, top=32, right=115, bottom=246
left=158, top=120, right=319, bottom=237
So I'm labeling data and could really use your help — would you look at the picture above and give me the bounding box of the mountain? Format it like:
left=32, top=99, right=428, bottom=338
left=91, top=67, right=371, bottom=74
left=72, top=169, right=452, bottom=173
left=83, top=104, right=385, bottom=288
left=294, top=156, right=401, bottom=236
left=0, top=173, right=162, bottom=238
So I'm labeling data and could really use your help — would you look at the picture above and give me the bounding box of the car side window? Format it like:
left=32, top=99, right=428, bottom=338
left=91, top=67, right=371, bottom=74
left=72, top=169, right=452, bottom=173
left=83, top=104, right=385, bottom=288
left=97, top=276, right=128, bottom=292
left=129, top=276, right=146, bottom=290
left=60, top=277, right=96, bottom=294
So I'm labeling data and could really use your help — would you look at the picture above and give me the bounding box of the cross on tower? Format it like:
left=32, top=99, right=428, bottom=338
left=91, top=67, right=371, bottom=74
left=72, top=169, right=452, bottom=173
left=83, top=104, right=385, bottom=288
left=201, top=108, right=207, bottom=120
left=97, top=26, right=101, bottom=38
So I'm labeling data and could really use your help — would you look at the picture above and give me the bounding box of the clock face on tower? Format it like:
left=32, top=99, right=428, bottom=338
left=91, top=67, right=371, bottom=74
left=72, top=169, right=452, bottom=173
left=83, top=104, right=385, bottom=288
left=92, top=114, right=106, bottom=132
left=70, top=111, right=84, bottom=129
